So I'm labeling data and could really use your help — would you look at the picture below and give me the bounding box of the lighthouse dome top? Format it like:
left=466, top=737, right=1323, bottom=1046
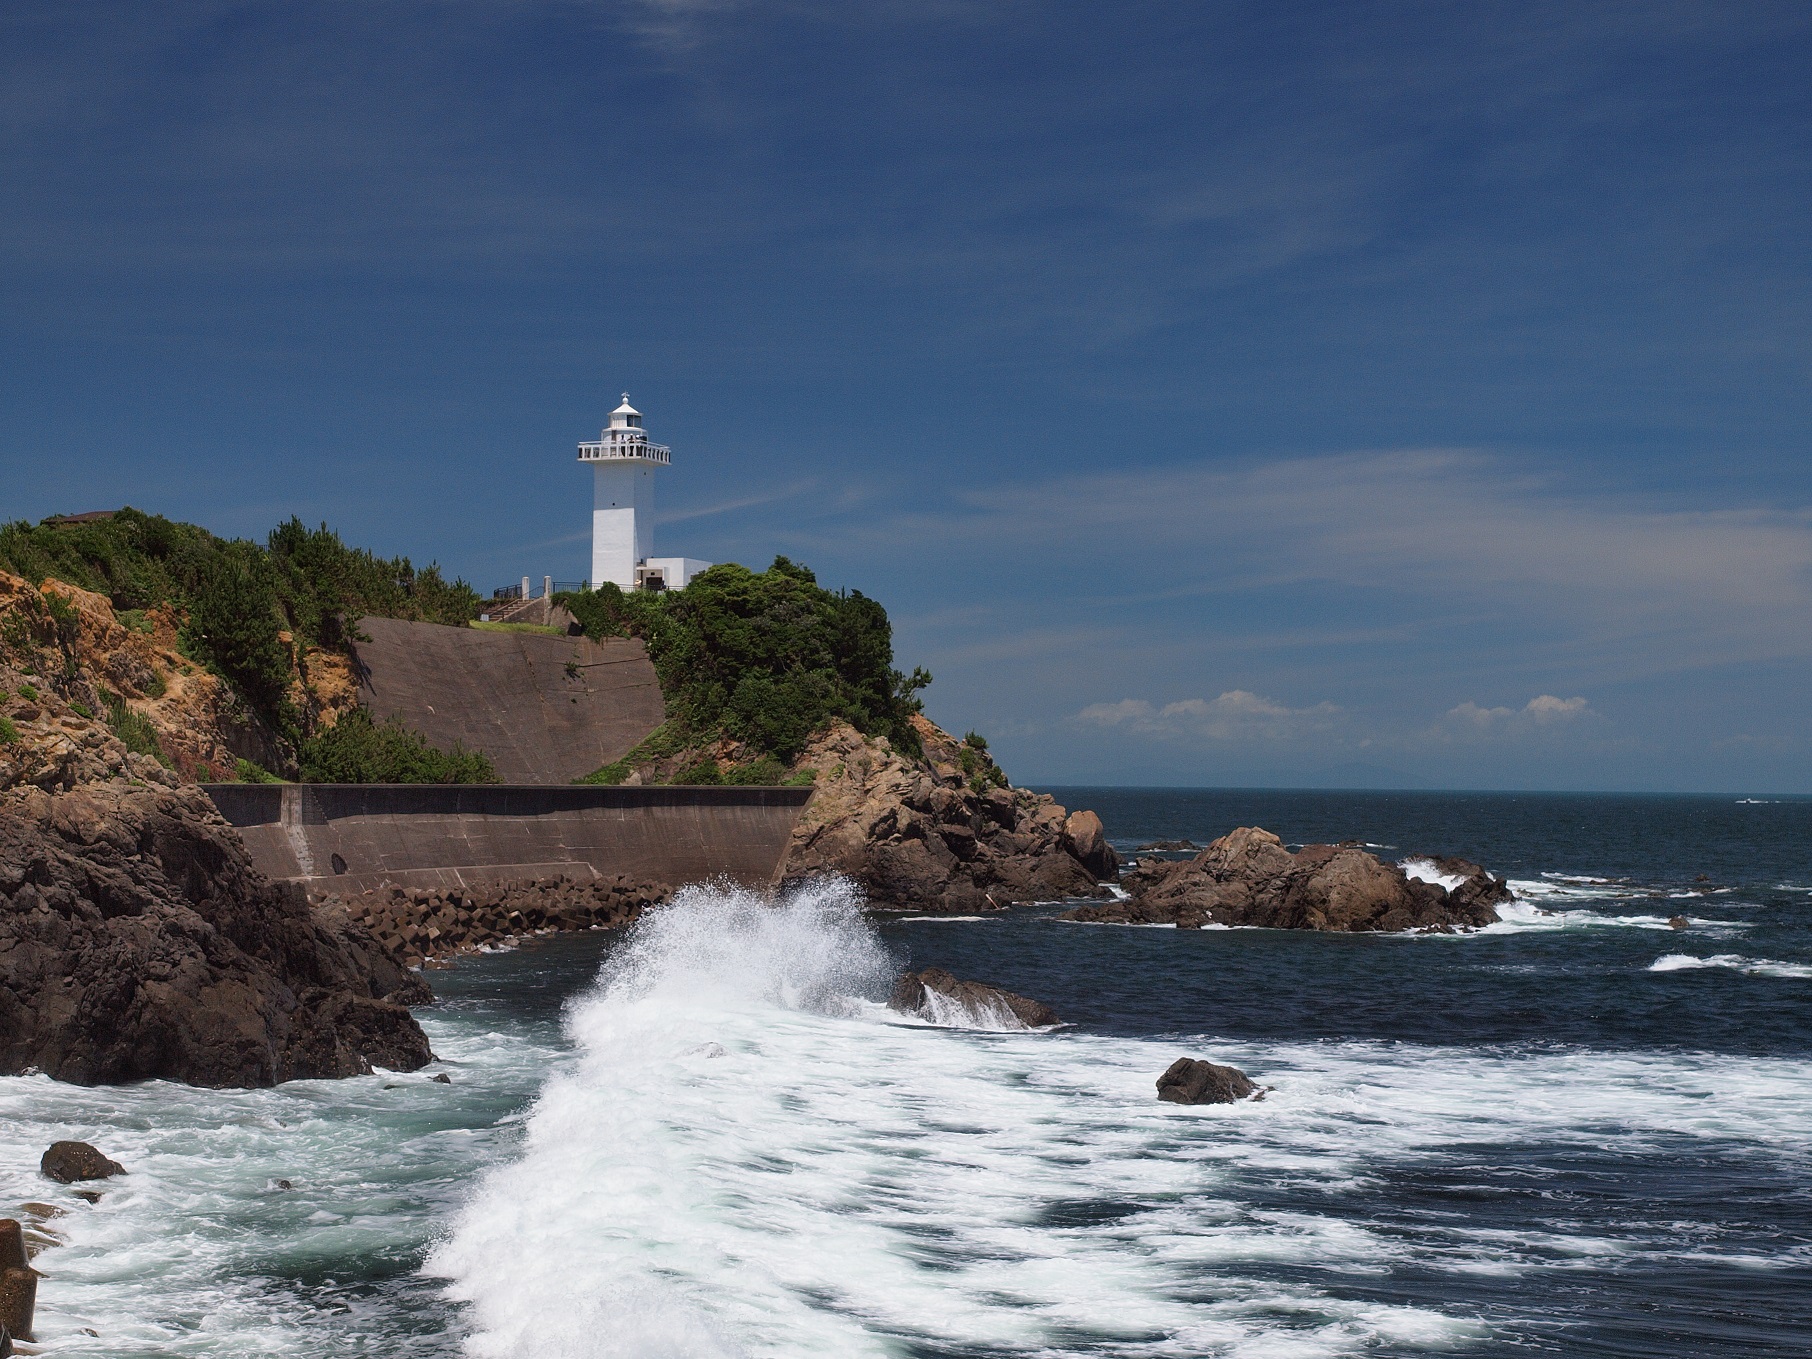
left=609, top=394, right=643, bottom=430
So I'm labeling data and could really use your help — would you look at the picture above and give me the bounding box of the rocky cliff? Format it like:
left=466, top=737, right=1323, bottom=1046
left=0, top=660, right=431, bottom=1088
left=0, top=569, right=357, bottom=781
left=782, top=717, right=1117, bottom=912
left=1063, top=826, right=1508, bottom=932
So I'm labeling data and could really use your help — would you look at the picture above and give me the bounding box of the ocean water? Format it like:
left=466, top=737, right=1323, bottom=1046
left=3, top=790, right=1808, bottom=1356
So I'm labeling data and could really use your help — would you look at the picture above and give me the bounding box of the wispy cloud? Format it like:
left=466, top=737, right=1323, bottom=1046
left=657, top=480, right=817, bottom=525
left=823, top=449, right=1812, bottom=682
left=1076, top=690, right=1342, bottom=743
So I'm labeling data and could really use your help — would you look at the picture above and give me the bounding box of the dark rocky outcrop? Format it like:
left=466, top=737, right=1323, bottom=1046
left=1156, top=1057, right=1256, bottom=1104
left=317, top=875, right=672, bottom=966
left=1063, top=827, right=1509, bottom=932
left=0, top=1219, right=36, bottom=1342
left=888, top=967, right=1060, bottom=1029
left=39, top=1142, right=123, bottom=1184
left=0, top=675, right=432, bottom=1088
left=785, top=718, right=1117, bottom=912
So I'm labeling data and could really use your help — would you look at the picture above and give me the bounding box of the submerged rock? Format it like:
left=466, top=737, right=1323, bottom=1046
left=889, top=967, right=1060, bottom=1029
left=1063, top=827, right=1508, bottom=932
left=39, top=1142, right=123, bottom=1184
left=1156, top=1057, right=1256, bottom=1105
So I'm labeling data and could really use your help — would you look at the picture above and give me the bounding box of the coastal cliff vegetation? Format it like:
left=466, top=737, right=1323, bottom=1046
left=0, top=512, right=932, bottom=793
left=0, top=509, right=486, bottom=780
left=558, top=557, right=931, bottom=782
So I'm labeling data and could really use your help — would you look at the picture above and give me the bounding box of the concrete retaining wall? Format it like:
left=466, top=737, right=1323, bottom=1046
left=204, top=784, right=813, bottom=897
left=351, top=616, right=664, bottom=785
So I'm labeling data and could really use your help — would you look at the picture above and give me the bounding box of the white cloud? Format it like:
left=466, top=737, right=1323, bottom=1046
left=1439, top=694, right=1593, bottom=737
left=1076, top=690, right=1341, bottom=742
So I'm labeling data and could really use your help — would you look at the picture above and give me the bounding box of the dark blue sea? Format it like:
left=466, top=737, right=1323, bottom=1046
left=4, top=790, right=1807, bottom=1356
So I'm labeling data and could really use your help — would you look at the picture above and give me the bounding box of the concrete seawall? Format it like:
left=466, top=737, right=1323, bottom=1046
left=204, top=784, right=813, bottom=896
left=351, top=616, right=664, bottom=784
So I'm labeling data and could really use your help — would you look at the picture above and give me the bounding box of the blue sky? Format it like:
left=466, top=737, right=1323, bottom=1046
left=3, top=1, right=1808, bottom=791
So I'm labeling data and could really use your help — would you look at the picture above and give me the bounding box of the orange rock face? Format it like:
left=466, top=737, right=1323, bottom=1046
left=781, top=717, right=1117, bottom=912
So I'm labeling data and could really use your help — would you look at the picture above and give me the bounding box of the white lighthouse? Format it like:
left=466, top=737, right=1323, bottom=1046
left=578, top=394, right=710, bottom=592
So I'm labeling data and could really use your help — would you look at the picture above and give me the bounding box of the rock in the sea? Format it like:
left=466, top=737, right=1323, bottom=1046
left=0, top=1218, right=37, bottom=1343
left=1062, top=809, right=1116, bottom=881
left=1156, top=1057, right=1256, bottom=1104
left=782, top=718, right=1117, bottom=913
left=889, top=967, right=1060, bottom=1029
left=0, top=715, right=433, bottom=1087
left=1063, top=827, right=1508, bottom=932
left=40, top=1142, right=124, bottom=1184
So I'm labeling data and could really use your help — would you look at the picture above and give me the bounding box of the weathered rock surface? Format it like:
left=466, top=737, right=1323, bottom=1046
left=1156, top=1057, right=1256, bottom=1104
left=0, top=570, right=355, bottom=782
left=1062, top=827, right=1509, bottom=932
left=0, top=674, right=432, bottom=1088
left=39, top=1143, right=124, bottom=1184
left=888, top=967, right=1060, bottom=1029
left=784, top=718, right=1117, bottom=912
left=318, top=875, right=672, bottom=966
left=0, top=1217, right=35, bottom=1344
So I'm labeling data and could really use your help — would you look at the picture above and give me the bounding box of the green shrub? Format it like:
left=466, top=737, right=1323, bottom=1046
left=784, top=768, right=819, bottom=787
left=70, top=701, right=93, bottom=719
left=0, top=716, right=16, bottom=746
left=141, top=669, right=166, bottom=699
left=556, top=557, right=930, bottom=766
left=16, top=683, right=37, bottom=701
left=725, top=755, right=787, bottom=785
left=234, top=757, right=282, bottom=783
left=181, top=544, right=295, bottom=732
left=297, top=708, right=496, bottom=784
left=963, top=731, right=987, bottom=750
left=101, top=691, right=168, bottom=765
left=117, top=609, right=155, bottom=635
left=576, top=759, right=631, bottom=786
left=574, top=722, right=690, bottom=784
left=673, top=757, right=723, bottom=785
left=43, top=592, right=81, bottom=648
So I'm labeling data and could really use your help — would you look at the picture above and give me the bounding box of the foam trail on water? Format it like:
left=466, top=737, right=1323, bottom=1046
left=1650, top=953, right=1812, bottom=979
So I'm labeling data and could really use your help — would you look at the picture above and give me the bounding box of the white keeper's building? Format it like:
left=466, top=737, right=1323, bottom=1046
left=579, top=394, right=711, bottom=592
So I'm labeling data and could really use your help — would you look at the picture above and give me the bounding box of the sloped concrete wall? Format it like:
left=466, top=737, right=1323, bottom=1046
left=350, top=616, right=663, bottom=785
left=205, top=784, right=813, bottom=897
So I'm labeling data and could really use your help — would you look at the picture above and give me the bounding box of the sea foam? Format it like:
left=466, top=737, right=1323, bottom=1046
left=1649, top=953, right=1812, bottom=979
left=426, top=879, right=1812, bottom=1358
